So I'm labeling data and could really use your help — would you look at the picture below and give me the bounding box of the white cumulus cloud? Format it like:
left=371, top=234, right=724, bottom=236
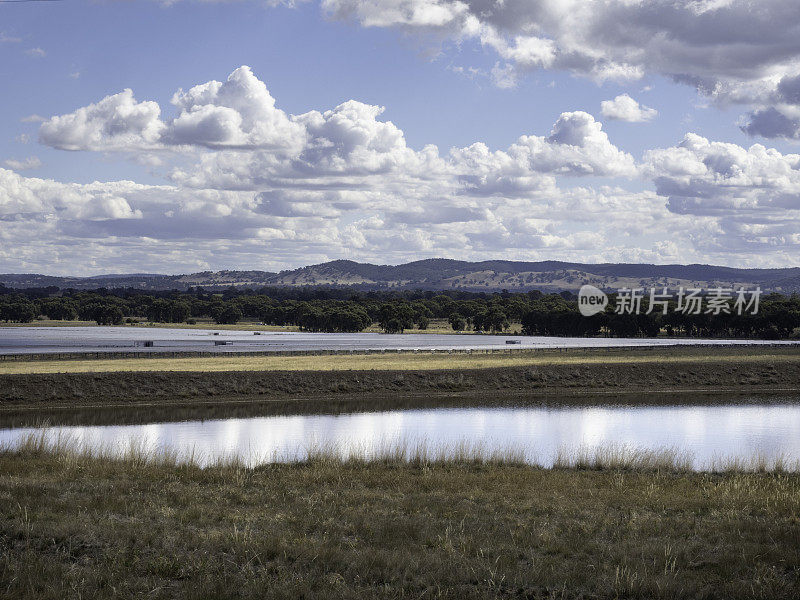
left=601, top=94, right=657, bottom=123
left=39, top=89, right=164, bottom=151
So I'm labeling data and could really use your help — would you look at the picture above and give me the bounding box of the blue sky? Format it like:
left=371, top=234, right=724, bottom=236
left=2, top=0, right=800, bottom=274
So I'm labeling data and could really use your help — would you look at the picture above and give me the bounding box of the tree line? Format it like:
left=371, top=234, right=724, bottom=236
left=1, top=285, right=799, bottom=339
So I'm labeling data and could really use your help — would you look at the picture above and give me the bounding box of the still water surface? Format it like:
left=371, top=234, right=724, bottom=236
left=3, top=326, right=799, bottom=354
left=3, top=403, right=799, bottom=469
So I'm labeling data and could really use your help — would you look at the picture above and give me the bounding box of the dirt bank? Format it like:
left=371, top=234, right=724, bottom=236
left=2, top=357, right=799, bottom=409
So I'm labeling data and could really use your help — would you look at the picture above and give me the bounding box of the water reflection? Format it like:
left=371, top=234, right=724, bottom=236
left=2, top=403, right=799, bottom=469
left=2, top=393, right=790, bottom=429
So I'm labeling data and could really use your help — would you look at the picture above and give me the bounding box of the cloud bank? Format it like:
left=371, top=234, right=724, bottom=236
left=3, top=66, right=800, bottom=274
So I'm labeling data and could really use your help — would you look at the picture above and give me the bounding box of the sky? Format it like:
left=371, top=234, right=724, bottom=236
left=1, top=0, right=800, bottom=275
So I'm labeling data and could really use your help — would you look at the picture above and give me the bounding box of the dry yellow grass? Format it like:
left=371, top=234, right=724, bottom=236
left=2, top=347, right=799, bottom=375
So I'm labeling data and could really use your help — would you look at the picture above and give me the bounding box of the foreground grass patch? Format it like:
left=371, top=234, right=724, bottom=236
left=1, top=448, right=798, bottom=599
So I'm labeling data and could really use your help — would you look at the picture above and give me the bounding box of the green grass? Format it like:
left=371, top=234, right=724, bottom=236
left=0, top=319, right=101, bottom=328
left=1, top=441, right=798, bottom=599
left=0, top=319, right=300, bottom=331
left=0, top=318, right=482, bottom=333
left=360, top=319, right=523, bottom=334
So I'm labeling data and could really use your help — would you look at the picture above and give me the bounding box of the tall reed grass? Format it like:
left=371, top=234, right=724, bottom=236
left=3, top=429, right=798, bottom=473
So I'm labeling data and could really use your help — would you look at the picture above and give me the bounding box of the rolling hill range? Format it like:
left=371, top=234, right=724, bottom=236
left=2, top=259, right=799, bottom=293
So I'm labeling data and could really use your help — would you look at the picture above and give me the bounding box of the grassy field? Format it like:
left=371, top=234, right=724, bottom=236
left=3, top=345, right=800, bottom=375
left=0, top=319, right=300, bottom=331
left=0, top=319, right=101, bottom=328
left=0, top=318, right=478, bottom=334
left=1, top=443, right=798, bottom=599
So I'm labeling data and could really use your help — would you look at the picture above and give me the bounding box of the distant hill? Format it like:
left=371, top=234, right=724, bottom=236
left=2, top=259, right=799, bottom=293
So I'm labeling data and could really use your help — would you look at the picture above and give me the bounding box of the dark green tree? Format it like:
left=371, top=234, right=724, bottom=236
left=448, top=313, right=465, bottom=331
left=215, top=305, right=243, bottom=325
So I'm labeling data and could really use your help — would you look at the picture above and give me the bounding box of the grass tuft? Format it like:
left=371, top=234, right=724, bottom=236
left=553, top=443, right=694, bottom=472
left=710, top=452, right=799, bottom=473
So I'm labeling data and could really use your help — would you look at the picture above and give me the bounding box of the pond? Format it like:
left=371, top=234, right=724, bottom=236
left=3, top=401, right=799, bottom=470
